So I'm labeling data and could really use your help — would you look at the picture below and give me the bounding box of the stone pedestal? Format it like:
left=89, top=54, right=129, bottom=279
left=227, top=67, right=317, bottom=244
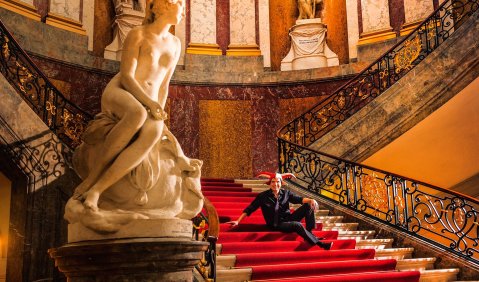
left=49, top=238, right=208, bottom=282
left=281, top=18, right=339, bottom=71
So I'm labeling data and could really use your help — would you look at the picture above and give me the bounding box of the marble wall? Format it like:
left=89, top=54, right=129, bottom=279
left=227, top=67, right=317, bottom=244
left=49, top=0, right=81, bottom=21
left=190, top=0, right=217, bottom=44
left=230, top=0, right=256, bottom=45
left=404, top=0, right=434, bottom=23
left=361, top=0, right=392, bottom=33
left=259, top=0, right=271, bottom=67
left=346, top=0, right=359, bottom=60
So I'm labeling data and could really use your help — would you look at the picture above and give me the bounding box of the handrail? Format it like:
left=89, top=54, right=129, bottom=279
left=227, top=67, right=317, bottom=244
left=193, top=197, right=219, bottom=281
left=278, top=0, right=479, bottom=265
left=0, top=19, right=92, bottom=149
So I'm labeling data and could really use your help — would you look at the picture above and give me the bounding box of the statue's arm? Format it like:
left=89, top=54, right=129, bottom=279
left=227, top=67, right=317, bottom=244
left=119, top=28, right=159, bottom=111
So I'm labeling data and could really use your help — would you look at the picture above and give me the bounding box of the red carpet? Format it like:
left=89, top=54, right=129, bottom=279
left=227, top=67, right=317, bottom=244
left=203, top=178, right=420, bottom=282
left=218, top=230, right=339, bottom=243
left=233, top=249, right=376, bottom=266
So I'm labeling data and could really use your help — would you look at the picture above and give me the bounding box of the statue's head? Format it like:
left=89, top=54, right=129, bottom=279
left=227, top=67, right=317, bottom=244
left=143, top=0, right=185, bottom=25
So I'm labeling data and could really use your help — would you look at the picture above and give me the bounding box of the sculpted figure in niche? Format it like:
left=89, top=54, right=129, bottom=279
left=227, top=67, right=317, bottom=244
left=66, top=0, right=203, bottom=233
left=297, top=0, right=324, bottom=20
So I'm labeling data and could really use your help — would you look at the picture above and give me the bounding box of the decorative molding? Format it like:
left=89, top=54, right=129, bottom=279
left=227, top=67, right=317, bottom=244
left=45, top=12, right=86, bottom=35
left=186, top=43, right=222, bottom=55
left=358, top=27, right=397, bottom=45
left=0, top=0, right=40, bottom=21
left=226, top=44, right=261, bottom=56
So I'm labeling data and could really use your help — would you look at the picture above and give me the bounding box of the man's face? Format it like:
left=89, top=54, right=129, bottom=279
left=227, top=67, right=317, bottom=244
left=270, top=177, right=282, bottom=193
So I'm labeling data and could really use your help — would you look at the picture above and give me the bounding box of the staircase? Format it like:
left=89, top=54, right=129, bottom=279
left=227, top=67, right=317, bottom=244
left=201, top=178, right=462, bottom=282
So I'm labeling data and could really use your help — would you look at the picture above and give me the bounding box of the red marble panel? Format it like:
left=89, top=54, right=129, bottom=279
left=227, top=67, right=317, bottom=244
left=389, top=0, right=405, bottom=32
left=216, top=0, right=230, bottom=54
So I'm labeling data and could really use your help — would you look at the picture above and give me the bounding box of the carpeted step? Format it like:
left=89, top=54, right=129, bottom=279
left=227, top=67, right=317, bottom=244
left=217, top=249, right=376, bottom=268
left=252, top=270, right=421, bottom=282
left=210, top=202, right=250, bottom=209
left=218, top=239, right=356, bottom=254
left=220, top=223, right=324, bottom=232
left=248, top=259, right=398, bottom=280
left=217, top=230, right=339, bottom=243
left=201, top=178, right=234, bottom=183
left=203, top=191, right=259, bottom=197
left=201, top=182, right=244, bottom=187
left=202, top=186, right=252, bottom=192
left=219, top=215, right=266, bottom=224
left=206, top=196, right=255, bottom=203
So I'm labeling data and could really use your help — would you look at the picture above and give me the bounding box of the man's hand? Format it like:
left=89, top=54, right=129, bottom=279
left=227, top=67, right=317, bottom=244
left=309, top=199, right=319, bottom=211
left=226, top=221, right=239, bottom=227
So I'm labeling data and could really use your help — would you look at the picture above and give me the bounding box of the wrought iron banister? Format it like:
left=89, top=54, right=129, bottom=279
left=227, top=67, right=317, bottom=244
left=278, top=0, right=479, bottom=265
left=279, top=0, right=479, bottom=147
left=0, top=19, right=92, bottom=149
left=194, top=197, right=219, bottom=281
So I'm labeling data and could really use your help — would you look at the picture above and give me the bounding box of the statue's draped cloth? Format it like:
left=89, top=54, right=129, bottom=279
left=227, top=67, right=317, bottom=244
left=65, top=112, right=204, bottom=233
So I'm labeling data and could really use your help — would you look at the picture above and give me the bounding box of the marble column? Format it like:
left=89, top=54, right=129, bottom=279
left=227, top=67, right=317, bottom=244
left=0, top=0, right=41, bottom=21
left=400, top=0, right=435, bottom=36
left=346, top=0, right=360, bottom=61
left=226, top=0, right=261, bottom=56
left=82, top=0, right=94, bottom=51
left=46, top=0, right=86, bottom=35
left=259, top=0, right=271, bottom=67
left=186, top=0, right=222, bottom=55
left=358, top=0, right=396, bottom=45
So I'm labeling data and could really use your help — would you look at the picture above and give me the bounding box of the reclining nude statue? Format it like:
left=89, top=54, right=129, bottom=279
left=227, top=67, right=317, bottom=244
left=65, top=0, right=204, bottom=234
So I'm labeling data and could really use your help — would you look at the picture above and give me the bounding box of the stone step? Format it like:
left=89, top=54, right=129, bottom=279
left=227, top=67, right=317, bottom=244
left=396, top=258, right=436, bottom=271
left=216, top=268, right=251, bottom=282
left=321, top=222, right=358, bottom=231
left=337, top=230, right=376, bottom=240
left=419, top=269, right=460, bottom=282
left=315, top=210, right=330, bottom=216
left=355, top=238, right=394, bottom=250
left=375, top=248, right=414, bottom=260
left=317, top=216, right=343, bottom=223
left=216, top=255, right=236, bottom=269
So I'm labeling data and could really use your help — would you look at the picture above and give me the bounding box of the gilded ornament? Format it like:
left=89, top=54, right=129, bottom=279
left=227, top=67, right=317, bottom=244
left=394, top=36, right=422, bottom=74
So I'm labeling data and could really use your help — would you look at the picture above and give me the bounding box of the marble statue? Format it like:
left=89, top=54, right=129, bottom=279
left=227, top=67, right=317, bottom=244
left=66, top=0, right=204, bottom=235
left=282, top=0, right=338, bottom=71
left=104, top=0, right=147, bottom=60
left=297, top=0, right=324, bottom=20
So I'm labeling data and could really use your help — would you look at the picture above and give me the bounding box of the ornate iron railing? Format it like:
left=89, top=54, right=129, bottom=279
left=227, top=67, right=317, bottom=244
left=194, top=197, right=219, bottom=282
left=279, top=0, right=478, bottom=147
left=278, top=0, right=479, bottom=265
left=0, top=20, right=91, bottom=149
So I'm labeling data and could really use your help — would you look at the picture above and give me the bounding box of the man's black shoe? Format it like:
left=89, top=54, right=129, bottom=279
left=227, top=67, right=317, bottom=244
left=317, top=241, right=333, bottom=250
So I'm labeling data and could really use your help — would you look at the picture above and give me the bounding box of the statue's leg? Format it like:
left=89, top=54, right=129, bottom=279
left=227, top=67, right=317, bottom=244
left=73, top=82, right=148, bottom=198
left=83, top=118, right=164, bottom=210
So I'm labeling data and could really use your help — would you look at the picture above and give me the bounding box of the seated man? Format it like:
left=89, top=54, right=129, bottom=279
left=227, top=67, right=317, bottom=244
left=227, top=171, right=332, bottom=250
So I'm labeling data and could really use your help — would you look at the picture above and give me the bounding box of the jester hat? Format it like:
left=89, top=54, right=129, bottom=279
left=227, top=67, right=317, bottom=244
left=256, top=171, right=296, bottom=184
